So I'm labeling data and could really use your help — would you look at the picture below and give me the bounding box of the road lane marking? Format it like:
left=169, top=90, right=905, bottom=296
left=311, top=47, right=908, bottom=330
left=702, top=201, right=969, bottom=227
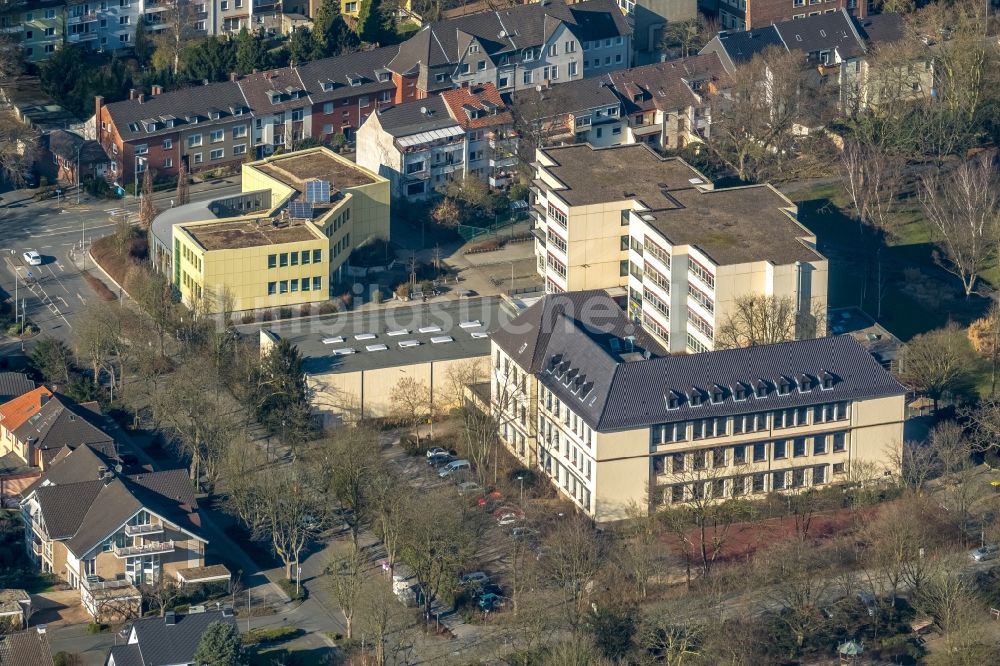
left=76, top=293, right=85, bottom=303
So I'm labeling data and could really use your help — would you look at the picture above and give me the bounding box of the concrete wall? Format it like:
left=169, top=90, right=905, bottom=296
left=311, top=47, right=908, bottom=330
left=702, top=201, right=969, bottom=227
left=309, top=355, right=490, bottom=424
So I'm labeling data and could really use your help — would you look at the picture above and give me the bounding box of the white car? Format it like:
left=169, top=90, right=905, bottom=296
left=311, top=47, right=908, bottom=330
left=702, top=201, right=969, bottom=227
left=22, top=250, right=41, bottom=266
left=425, top=447, right=449, bottom=458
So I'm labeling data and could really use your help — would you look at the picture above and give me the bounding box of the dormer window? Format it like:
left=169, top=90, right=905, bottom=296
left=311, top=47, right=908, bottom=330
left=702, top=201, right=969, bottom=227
left=688, top=387, right=704, bottom=406
left=754, top=379, right=769, bottom=398
left=128, top=123, right=139, bottom=133
left=377, top=71, right=391, bottom=82
left=711, top=384, right=726, bottom=404
left=820, top=370, right=836, bottom=390
left=321, top=81, right=335, bottom=92
left=209, top=110, right=221, bottom=120
left=666, top=390, right=683, bottom=410
left=733, top=382, right=749, bottom=401
left=268, top=91, right=282, bottom=104
left=778, top=376, right=794, bottom=395
left=797, top=373, right=814, bottom=392
left=347, top=73, right=363, bottom=87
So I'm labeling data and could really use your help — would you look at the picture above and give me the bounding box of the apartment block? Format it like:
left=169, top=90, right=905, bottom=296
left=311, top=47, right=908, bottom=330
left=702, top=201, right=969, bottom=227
left=151, top=147, right=389, bottom=312
left=530, top=143, right=827, bottom=353
left=511, top=77, right=626, bottom=149
left=490, top=291, right=906, bottom=522
left=708, top=0, right=874, bottom=30
left=356, top=84, right=517, bottom=201
left=614, top=0, right=696, bottom=56
left=386, top=0, right=631, bottom=97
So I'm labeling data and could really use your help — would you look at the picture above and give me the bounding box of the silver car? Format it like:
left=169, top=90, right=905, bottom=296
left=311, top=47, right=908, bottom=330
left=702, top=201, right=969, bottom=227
left=969, top=544, right=999, bottom=562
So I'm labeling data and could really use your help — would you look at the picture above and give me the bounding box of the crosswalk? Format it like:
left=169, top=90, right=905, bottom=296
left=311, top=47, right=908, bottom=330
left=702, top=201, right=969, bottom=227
left=104, top=207, right=141, bottom=223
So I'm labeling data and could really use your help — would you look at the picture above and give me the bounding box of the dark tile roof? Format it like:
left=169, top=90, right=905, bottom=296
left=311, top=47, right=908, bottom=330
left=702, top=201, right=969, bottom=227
left=388, top=0, right=630, bottom=74
left=30, top=469, right=203, bottom=558
left=774, top=9, right=867, bottom=60
left=47, top=130, right=109, bottom=164
left=0, top=628, right=53, bottom=666
left=236, top=66, right=311, bottom=114
left=21, top=443, right=119, bottom=498
left=106, top=644, right=143, bottom=666
left=12, top=394, right=115, bottom=466
left=492, top=290, right=666, bottom=374
left=510, top=76, right=619, bottom=122
left=104, top=80, right=249, bottom=142
left=710, top=25, right=783, bottom=66
left=607, top=53, right=731, bottom=115
left=0, top=372, right=34, bottom=403
left=539, top=331, right=905, bottom=431
left=373, top=94, right=456, bottom=136
left=854, top=12, right=905, bottom=45
left=125, top=611, right=237, bottom=666
left=297, top=46, right=398, bottom=103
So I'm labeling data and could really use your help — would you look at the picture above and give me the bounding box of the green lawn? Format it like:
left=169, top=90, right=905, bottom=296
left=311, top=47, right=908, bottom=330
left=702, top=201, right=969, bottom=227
left=792, top=182, right=992, bottom=341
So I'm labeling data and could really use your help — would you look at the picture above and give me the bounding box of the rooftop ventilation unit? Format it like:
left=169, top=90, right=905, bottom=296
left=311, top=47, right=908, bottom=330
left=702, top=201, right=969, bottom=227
left=431, top=336, right=454, bottom=344
left=355, top=333, right=377, bottom=340
left=459, top=320, right=482, bottom=328
left=333, top=348, right=356, bottom=355
left=470, top=332, right=489, bottom=339
left=366, top=344, right=388, bottom=352
left=322, top=336, right=345, bottom=344
left=419, top=325, right=442, bottom=334
left=387, top=329, right=409, bottom=336
left=399, top=340, right=421, bottom=348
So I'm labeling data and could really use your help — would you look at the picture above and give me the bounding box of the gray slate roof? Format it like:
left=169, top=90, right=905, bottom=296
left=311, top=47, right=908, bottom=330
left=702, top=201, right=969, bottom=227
left=104, top=80, right=249, bottom=142
left=0, top=372, right=34, bottom=403
left=22, top=443, right=119, bottom=497
left=388, top=0, right=630, bottom=74
left=115, top=611, right=237, bottom=666
left=47, top=130, right=110, bottom=164
left=373, top=94, right=455, bottom=137
left=511, top=76, right=619, bottom=121
left=298, top=46, right=398, bottom=103
left=540, top=328, right=905, bottom=431
left=0, top=629, right=53, bottom=666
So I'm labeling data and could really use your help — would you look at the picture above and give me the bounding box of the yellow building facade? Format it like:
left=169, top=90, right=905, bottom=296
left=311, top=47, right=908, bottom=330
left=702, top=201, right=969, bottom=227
left=171, top=147, right=390, bottom=313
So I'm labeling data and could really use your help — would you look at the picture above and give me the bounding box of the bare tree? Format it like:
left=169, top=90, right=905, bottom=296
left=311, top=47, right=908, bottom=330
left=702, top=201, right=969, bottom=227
left=0, top=112, right=38, bottom=187
left=388, top=376, right=431, bottom=437
left=714, top=294, right=800, bottom=349
left=918, top=565, right=1000, bottom=664
left=755, top=539, right=834, bottom=649
left=658, top=15, right=718, bottom=59
left=176, top=159, right=190, bottom=205
left=369, top=469, right=410, bottom=579
left=898, top=324, right=977, bottom=412
left=840, top=138, right=903, bottom=236
left=920, top=157, right=1000, bottom=297
left=326, top=542, right=366, bottom=639
left=320, top=426, right=381, bottom=546
left=0, top=32, right=24, bottom=81
left=967, top=303, right=1000, bottom=396
left=537, top=515, right=606, bottom=634
left=255, top=461, right=324, bottom=581
left=140, top=579, right=181, bottom=617
left=152, top=0, right=198, bottom=73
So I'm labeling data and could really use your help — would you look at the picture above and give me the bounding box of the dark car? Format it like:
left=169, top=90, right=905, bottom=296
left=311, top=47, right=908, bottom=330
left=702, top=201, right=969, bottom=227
left=427, top=453, right=455, bottom=468
left=21, top=173, right=38, bottom=189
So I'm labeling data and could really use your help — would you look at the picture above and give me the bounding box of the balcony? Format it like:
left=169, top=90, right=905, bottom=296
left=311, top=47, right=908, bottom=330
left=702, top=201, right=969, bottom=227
left=68, top=12, right=97, bottom=24
left=31, top=542, right=42, bottom=557
left=125, top=523, right=164, bottom=537
left=113, top=540, right=175, bottom=558
left=0, top=25, right=24, bottom=34
left=489, top=155, right=517, bottom=168
left=68, top=31, right=98, bottom=41
left=81, top=576, right=135, bottom=592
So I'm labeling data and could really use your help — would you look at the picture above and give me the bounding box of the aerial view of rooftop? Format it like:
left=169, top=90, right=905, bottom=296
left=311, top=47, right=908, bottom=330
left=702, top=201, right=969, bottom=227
left=1, top=1, right=998, bottom=663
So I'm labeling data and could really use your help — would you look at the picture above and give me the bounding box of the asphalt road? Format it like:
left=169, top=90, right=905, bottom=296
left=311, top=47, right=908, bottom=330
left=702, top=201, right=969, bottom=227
left=0, top=180, right=242, bottom=346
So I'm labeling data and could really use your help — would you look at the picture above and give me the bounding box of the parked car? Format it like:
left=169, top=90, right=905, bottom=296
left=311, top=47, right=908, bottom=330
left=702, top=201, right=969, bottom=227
left=21, top=173, right=38, bottom=189
left=478, top=490, right=503, bottom=510
left=857, top=592, right=877, bottom=617
left=969, top=544, right=999, bottom=562
left=22, top=250, right=41, bottom=266
left=511, top=526, right=537, bottom=540
left=495, top=507, right=524, bottom=526
left=427, top=453, right=454, bottom=468
left=425, top=447, right=449, bottom=458
left=457, top=481, right=483, bottom=496
left=459, top=571, right=490, bottom=587
left=439, top=459, right=471, bottom=478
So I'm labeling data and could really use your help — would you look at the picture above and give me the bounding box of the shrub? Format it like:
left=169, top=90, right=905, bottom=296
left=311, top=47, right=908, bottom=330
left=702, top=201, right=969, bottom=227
left=318, top=301, right=338, bottom=315
left=277, top=307, right=293, bottom=320
left=399, top=435, right=428, bottom=456
left=243, top=625, right=302, bottom=646
left=395, top=284, right=411, bottom=300
left=259, top=310, right=274, bottom=322
left=53, top=652, right=85, bottom=666
left=298, top=304, right=313, bottom=318
left=86, top=622, right=107, bottom=634
left=276, top=578, right=306, bottom=601
left=240, top=313, right=255, bottom=324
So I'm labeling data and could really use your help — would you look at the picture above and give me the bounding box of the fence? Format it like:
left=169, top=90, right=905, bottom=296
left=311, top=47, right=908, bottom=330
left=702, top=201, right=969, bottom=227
left=456, top=210, right=529, bottom=242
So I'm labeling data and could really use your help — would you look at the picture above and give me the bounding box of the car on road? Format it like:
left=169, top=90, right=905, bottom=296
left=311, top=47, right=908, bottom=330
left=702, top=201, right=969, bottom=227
left=457, top=481, right=483, bottom=496
left=22, top=250, right=41, bottom=266
left=439, top=459, right=471, bottom=478
left=969, top=544, right=999, bottom=562
left=459, top=571, right=490, bottom=587
left=425, top=447, right=449, bottom=458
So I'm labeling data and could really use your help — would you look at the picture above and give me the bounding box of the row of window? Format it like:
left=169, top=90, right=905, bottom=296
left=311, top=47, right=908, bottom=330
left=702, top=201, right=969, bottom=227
left=583, top=54, right=624, bottom=70
left=688, top=307, right=714, bottom=339
left=583, top=36, right=625, bottom=50
left=656, top=433, right=848, bottom=475
left=539, top=386, right=594, bottom=446
left=688, top=283, right=714, bottom=313
left=644, top=237, right=671, bottom=268
left=651, top=403, right=850, bottom=444
left=181, top=271, right=203, bottom=298
left=547, top=229, right=567, bottom=253
left=547, top=203, right=567, bottom=228
left=642, top=313, right=669, bottom=346
left=688, top=258, right=715, bottom=289
left=268, top=249, right=322, bottom=269
left=644, top=263, right=670, bottom=294
left=538, top=448, right=592, bottom=513
left=266, top=276, right=324, bottom=295
left=664, top=464, right=836, bottom=503
left=332, top=233, right=351, bottom=259
left=686, top=332, right=708, bottom=353
left=539, top=418, right=593, bottom=479
left=546, top=253, right=567, bottom=279
left=644, top=287, right=669, bottom=318
left=325, top=208, right=350, bottom=237
left=180, top=244, right=201, bottom=272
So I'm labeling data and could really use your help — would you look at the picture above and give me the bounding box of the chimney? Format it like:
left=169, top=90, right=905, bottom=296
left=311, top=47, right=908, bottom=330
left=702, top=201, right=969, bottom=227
left=230, top=72, right=238, bottom=81
left=137, top=93, right=145, bottom=104
left=129, top=88, right=136, bottom=101
left=202, top=79, right=209, bottom=86
left=252, top=68, right=258, bottom=74
left=165, top=611, right=176, bottom=626
left=151, top=84, right=163, bottom=95
left=35, top=625, right=47, bottom=635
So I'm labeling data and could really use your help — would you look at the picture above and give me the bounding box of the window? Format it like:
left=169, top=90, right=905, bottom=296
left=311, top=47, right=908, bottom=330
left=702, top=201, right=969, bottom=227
left=210, top=148, right=224, bottom=160
left=832, top=432, right=846, bottom=452
left=188, top=134, right=203, bottom=148
left=267, top=281, right=276, bottom=295
left=313, top=249, right=321, bottom=263
left=210, top=129, right=224, bottom=143
left=498, top=76, right=509, bottom=88
left=290, top=252, right=299, bottom=266
left=232, top=125, right=248, bottom=139
left=813, top=465, right=827, bottom=485
left=548, top=44, right=557, bottom=57
left=671, top=453, right=685, bottom=473
left=406, top=181, right=425, bottom=196
left=192, top=152, right=203, bottom=164
left=813, top=437, right=827, bottom=455
left=233, top=144, right=246, bottom=155
left=688, top=258, right=715, bottom=288
left=268, top=254, right=277, bottom=269
left=436, top=73, right=447, bottom=83
left=793, top=438, right=806, bottom=457
left=162, top=138, right=173, bottom=150
left=774, top=440, right=787, bottom=459
left=313, top=276, right=322, bottom=291
left=406, top=160, right=426, bottom=175
left=523, top=70, right=533, bottom=85
left=119, top=16, right=130, bottom=24
left=220, top=0, right=229, bottom=8
left=279, top=252, right=288, bottom=267
left=44, top=27, right=55, bottom=35
left=290, top=279, right=298, bottom=292
left=163, top=158, right=173, bottom=168
left=733, top=445, right=746, bottom=464
left=772, top=471, right=786, bottom=490
left=752, top=473, right=766, bottom=493
left=291, top=109, right=303, bottom=121
left=833, top=462, right=845, bottom=475
left=119, top=33, right=130, bottom=43
left=547, top=203, right=567, bottom=227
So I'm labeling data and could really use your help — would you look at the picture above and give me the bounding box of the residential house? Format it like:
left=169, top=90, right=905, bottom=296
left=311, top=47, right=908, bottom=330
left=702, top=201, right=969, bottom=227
left=0, top=626, right=53, bottom=666
left=701, top=10, right=925, bottom=112
left=356, top=84, right=516, bottom=201
left=615, top=0, right=696, bottom=60
left=0, top=390, right=115, bottom=470
left=151, top=146, right=389, bottom=312
left=490, top=290, right=906, bottom=522
left=237, top=67, right=313, bottom=157
left=386, top=0, right=631, bottom=98
left=0, top=372, right=34, bottom=403
left=48, top=129, right=113, bottom=184
left=0, top=1, right=65, bottom=63
left=105, top=608, right=238, bottom=666
left=530, top=143, right=828, bottom=353
left=299, top=46, right=405, bottom=143
left=510, top=76, right=625, bottom=150
left=606, top=52, right=731, bottom=151
left=707, top=0, right=875, bottom=31
left=20, top=447, right=208, bottom=620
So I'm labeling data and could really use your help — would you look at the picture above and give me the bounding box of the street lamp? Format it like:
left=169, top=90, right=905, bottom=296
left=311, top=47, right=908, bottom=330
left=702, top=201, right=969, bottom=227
left=75, top=139, right=83, bottom=205
left=517, top=473, right=525, bottom=505
left=508, top=261, right=515, bottom=295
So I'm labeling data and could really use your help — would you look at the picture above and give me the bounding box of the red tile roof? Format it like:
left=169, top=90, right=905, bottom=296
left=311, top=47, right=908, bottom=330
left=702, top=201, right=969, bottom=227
left=0, top=386, right=53, bottom=433
left=440, top=84, right=514, bottom=130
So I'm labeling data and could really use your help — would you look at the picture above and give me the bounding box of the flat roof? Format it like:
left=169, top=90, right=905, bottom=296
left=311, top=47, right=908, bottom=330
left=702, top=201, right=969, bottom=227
left=540, top=143, right=709, bottom=208
left=646, top=186, right=822, bottom=265
left=253, top=150, right=377, bottom=192
left=256, top=297, right=507, bottom=375
left=182, top=219, right=319, bottom=251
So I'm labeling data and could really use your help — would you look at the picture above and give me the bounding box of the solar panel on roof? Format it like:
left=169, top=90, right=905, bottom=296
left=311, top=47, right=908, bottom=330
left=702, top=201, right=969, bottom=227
left=305, top=179, right=331, bottom=204
left=288, top=202, right=312, bottom=218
